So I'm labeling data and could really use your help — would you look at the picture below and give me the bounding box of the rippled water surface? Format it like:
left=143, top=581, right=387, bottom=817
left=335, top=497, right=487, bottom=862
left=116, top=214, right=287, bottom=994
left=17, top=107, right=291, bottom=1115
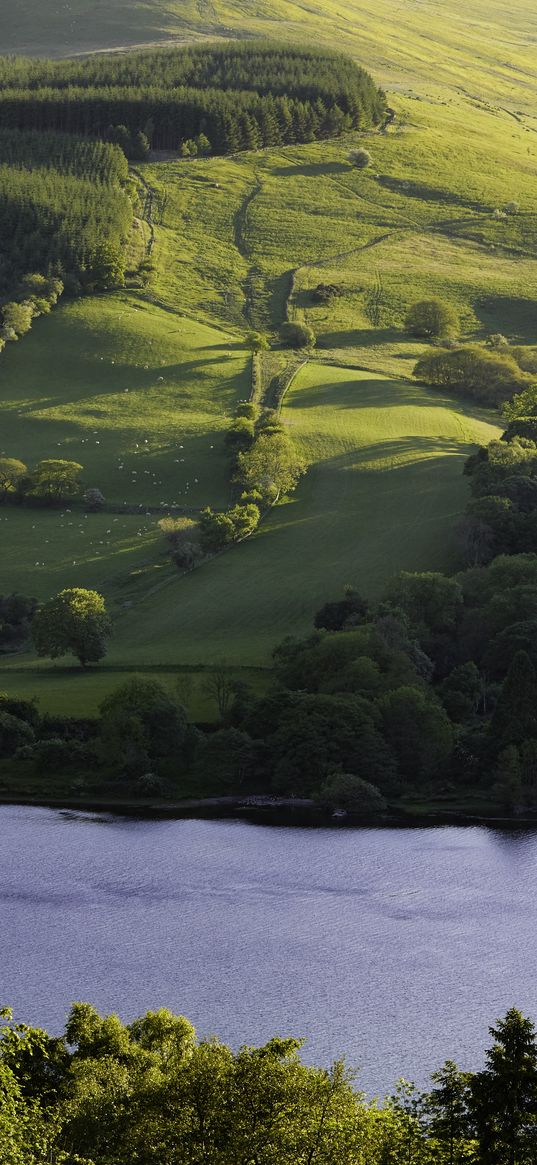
left=2, top=806, right=537, bottom=1094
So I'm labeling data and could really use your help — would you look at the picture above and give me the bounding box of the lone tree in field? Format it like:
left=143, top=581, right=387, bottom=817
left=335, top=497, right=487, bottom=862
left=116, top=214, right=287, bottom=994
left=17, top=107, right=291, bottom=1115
left=32, top=588, right=111, bottom=667
left=348, top=147, right=372, bottom=169
left=405, top=298, right=459, bottom=339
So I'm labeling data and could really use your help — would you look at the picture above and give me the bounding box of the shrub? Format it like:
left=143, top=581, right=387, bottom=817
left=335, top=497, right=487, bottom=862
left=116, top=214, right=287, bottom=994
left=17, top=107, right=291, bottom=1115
left=414, top=345, right=530, bottom=406
left=235, top=402, right=257, bottom=420
left=83, top=488, right=105, bottom=512
left=280, top=321, right=315, bottom=349
left=405, top=298, right=459, bottom=339
left=312, top=283, right=343, bottom=304
left=1, top=300, right=35, bottom=341
left=348, top=147, right=372, bottom=168
left=317, top=772, right=387, bottom=817
left=0, top=710, right=34, bottom=757
left=224, top=417, right=255, bottom=454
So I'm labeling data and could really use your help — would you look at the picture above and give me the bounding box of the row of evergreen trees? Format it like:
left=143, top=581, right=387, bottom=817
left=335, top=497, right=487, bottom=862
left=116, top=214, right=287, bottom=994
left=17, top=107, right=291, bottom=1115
left=0, top=43, right=385, bottom=154
left=0, top=41, right=383, bottom=111
left=0, top=126, right=128, bottom=181
left=0, top=85, right=378, bottom=153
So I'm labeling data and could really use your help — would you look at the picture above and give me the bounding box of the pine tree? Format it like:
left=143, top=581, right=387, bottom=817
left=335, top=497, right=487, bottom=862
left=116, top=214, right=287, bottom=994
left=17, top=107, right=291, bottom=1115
left=471, top=1008, right=537, bottom=1164
left=427, top=1060, right=473, bottom=1165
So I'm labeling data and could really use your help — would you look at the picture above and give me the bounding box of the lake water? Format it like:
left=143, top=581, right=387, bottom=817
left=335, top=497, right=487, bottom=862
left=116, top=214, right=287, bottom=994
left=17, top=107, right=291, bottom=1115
left=1, top=806, right=537, bottom=1096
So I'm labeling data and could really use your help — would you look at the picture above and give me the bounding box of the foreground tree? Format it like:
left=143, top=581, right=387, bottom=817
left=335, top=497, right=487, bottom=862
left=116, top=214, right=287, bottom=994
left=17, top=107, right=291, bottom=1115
left=471, top=1008, right=537, bottom=1164
left=32, top=588, right=111, bottom=667
left=427, top=1060, right=473, bottom=1164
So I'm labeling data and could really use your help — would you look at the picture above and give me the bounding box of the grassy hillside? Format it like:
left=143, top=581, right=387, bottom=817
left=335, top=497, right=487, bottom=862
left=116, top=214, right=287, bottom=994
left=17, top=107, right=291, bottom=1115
left=1, top=2, right=536, bottom=715
left=1, top=366, right=500, bottom=705
left=4, top=0, right=537, bottom=120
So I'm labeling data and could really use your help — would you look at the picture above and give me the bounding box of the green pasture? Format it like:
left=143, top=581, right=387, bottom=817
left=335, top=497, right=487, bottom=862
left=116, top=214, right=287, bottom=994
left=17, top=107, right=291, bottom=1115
left=77, top=364, right=500, bottom=669
left=143, top=96, right=537, bottom=340
left=0, top=663, right=269, bottom=720
left=0, top=293, right=249, bottom=512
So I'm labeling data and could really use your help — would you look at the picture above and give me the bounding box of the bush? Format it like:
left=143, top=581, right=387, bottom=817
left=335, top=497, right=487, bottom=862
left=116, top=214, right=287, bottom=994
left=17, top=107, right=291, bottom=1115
left=348, top=148, right=372, bottom=168
left=405, top=298, right=459, bottom=339
left=414, top=345, right=530, bottom=406
left=280, top=321, right=315, bottom=349
left=225, top=417, right=255, bottom=454
left=317, top=772, right=386, bottom=817
left=235, top=402, right=257, bottom=420
left=312, top=283, right=343, bottom=304
left=0, top=710, right=34, bottom=757
left=83, top=488, right=105, bottom=512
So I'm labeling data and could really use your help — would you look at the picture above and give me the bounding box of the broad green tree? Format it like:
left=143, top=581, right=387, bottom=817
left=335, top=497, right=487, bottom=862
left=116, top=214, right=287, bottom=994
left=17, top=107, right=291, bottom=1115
left=490, top=650, right=537, bottom=748
left=236, top=431, right=305, bottom=502
left=32, top=587, right=111, bottom=667
left=99, top=676, right=188, bottom=775
left=28, top=458, right=83, bottom=501
left=0, top=457, right=27, bottom=498
left=405, top=298, right=459, bottom=338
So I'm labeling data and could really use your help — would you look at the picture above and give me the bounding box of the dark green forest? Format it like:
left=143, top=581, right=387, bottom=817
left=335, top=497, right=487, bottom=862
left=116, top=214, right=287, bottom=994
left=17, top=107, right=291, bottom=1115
left=0, top=43, right=385, bottom=152
left=1, top=1003, right=536, bottom=1163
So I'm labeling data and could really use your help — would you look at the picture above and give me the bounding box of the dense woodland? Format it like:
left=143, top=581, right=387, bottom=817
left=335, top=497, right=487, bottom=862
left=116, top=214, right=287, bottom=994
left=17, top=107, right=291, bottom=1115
left=0, top=127, right=131, bottom=302
left=0, top=43, right=385, bottom=152
left=1, top=1002, right=536, bottom=1163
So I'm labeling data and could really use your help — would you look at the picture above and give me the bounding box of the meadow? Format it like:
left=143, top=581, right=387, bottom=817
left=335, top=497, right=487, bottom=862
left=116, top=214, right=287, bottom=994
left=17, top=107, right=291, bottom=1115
left=1, top=1, right=536, bottom=714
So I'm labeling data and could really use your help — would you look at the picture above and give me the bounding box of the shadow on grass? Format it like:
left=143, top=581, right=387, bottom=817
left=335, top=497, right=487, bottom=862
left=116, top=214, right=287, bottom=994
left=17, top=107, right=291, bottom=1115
left=473, top=294, right=537, bottom=342
left=285, top=372, right=499, bottom=422
left=377, top=175, right=490, bottom=213
left=316, top=327, right=400, bottom=348
left=319, top=434, right=478, bottom=470
left=271, top=161, right=351, bottom=178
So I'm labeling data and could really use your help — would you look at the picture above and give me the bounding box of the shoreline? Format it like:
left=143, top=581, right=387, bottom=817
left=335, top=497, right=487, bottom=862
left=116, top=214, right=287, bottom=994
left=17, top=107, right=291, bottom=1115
left=1, top=792, right=537, bottom=829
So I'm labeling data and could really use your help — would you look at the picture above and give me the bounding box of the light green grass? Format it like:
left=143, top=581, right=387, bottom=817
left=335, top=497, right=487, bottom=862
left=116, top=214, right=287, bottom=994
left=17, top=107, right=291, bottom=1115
left=73, top=363, right=500, bottom=667
left=142, top=102, right=537, bottom=340
left=0, top=292, right=249, bottom=515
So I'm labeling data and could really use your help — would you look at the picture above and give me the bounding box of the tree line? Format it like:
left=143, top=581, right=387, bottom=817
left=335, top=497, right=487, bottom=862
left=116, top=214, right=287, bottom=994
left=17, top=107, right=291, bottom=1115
left=0, top=42, right=385, bottom=154
left=1, top=1001, right=536, bottom=1164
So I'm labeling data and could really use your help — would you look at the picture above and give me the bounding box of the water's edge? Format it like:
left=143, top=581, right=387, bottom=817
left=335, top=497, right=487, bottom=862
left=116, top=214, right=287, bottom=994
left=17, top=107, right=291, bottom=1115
left=1, top=793, right=536, bottom=829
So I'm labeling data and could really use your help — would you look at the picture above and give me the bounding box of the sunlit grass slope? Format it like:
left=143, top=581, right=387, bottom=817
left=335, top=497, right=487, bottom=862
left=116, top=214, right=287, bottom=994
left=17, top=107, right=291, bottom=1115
left=5, top=0, right=537, bottom=120
left=1, top=293, right=248, bottom=515
left=145, top=101, right=537, bottom=338
left=83, top=364, right=500, bottom=666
